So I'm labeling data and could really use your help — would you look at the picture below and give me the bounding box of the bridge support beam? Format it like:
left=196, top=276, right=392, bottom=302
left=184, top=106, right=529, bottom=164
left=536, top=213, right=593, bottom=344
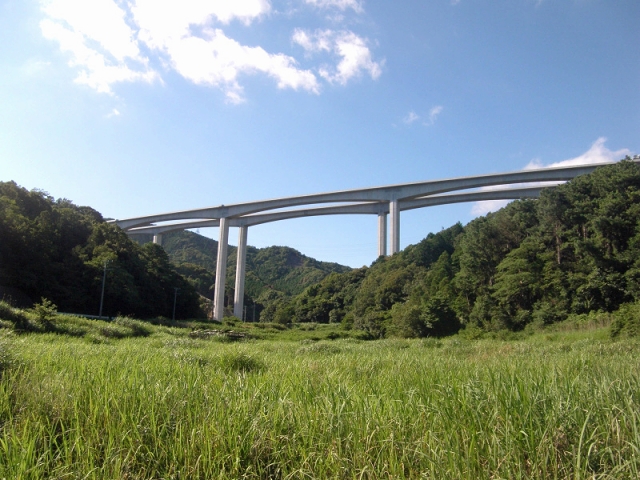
left=389, top=199, right=400, bottom=255
left=153, top=233, right=163, bottom=245
left=233, top=226, right=248, bottom=320
left=213, top=218, right=229, bottom=321
left=378, top=213, right=387, bottom=257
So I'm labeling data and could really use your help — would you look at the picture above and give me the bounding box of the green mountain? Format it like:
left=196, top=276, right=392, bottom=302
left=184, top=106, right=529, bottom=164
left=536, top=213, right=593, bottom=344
left=4, top=159, right=638, bottom=330
left=155, top=230, right=351, bottom=301
left=270, top=159, right=640, bottom=337
left=0, top=182, right=202, bottom=319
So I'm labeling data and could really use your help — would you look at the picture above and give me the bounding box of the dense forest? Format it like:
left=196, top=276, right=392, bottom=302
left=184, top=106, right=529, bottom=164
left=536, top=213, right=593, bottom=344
left=133, top=230, right=351, bottom=315
left=2, top=160, right=639, bottom=336
left=262, top=160, right=640, bottom=337
left=0, top=182, right=201, bottom=319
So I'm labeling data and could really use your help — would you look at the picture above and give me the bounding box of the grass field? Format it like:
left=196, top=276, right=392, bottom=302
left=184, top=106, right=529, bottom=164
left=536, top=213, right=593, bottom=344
left=0, top=314, right=639, bottom=479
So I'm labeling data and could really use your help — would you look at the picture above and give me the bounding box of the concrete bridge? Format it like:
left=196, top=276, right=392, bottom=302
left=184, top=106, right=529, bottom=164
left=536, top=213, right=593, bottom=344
left=113, top=161, right=635, bottom=320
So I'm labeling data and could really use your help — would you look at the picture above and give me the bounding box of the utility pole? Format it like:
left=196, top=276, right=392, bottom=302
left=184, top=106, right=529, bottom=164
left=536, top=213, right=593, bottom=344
left=172, top=287, right=180, bottom=321
left=99, top=260, right=109, bottom=318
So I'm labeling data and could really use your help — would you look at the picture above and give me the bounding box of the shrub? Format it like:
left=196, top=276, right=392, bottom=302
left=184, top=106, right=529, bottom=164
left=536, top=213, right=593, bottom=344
left=341, top=312, right=354, bottom=330
left=113, top=316, right=152, bottom=337
left=0, top=301, right=30, bottom=330
left=31, top=298, right=57, bottom=331
left=459, top=323, right=485, bottom=340
left=223, top=316, right=239, bottom=326
left=611, top=302, right=640, bottom=338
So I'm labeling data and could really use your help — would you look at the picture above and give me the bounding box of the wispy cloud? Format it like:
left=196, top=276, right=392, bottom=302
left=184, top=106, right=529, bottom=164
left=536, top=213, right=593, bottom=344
left=471, top=199, right=509, bottom=216
left=424, top=105, right=443, bottom=126
left=293, top=29, right=383, bottom=85
left=39, top=0, right=380, bottom=102
left=304, top=0, right=364, bottom=13
left=524, top=137, right=630, bottom=170
left=403, top=111, right=419, bottom=125
left=401, top=105, right=442, bottom=127
left=470, top=138, right=632, bottom=216
left=40, top=0, right=158, bottom=94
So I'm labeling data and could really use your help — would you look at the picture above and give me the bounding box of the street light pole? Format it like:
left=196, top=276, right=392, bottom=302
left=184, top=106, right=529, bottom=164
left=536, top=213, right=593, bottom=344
left=172, top=287, right=180, bottom=321
left=99, top=260, right=109, bottom=318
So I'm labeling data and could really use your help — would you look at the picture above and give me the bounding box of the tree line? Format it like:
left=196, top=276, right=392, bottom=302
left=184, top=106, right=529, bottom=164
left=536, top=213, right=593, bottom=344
left=2, top=159, right=639, bottom=333
left=261, top=160, right=640, bottom=337
left=0, top=182, right=202, bottom=319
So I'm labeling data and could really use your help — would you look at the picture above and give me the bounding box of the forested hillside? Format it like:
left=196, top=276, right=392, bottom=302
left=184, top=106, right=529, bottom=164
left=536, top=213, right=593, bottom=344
left=268, top=160, right=640, bottom=337
left=0, top=182, right=202, bottom=319
left=2, top=160, right=639, bottom=332
left=150, top=230, right=351, bottom=309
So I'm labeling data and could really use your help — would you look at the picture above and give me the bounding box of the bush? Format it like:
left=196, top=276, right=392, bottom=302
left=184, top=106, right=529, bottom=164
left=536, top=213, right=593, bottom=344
left=611, top=302, right=640, bottom=338
left=353, top=310, right=387, bottom=339
left=459, top=323, right=485, bottom=340
left=0, top=301, right=30, bottom=329
left=223, top=316, right=239, bottom=326
left=113, top=316, right=152, bottom=337
left=532, top=300, right=567, bottom=325
left=31, top=298, right=57, bottom=331
left=421, top=296, right=462, bottom=337
left=341, top=312, right=354, bottom=330
left=391, top=303, right=428, bottom=338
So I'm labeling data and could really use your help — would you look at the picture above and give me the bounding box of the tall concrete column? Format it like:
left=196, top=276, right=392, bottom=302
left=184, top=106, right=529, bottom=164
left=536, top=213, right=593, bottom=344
left=389, top=199, right=400, bottom=255
left=153, top=233, right=163, bottom=245
left=233, top=226, right=248, bottom=320
left=378, top=213, right=387, bottom=257
left=213, top=217, right=229, bottom=321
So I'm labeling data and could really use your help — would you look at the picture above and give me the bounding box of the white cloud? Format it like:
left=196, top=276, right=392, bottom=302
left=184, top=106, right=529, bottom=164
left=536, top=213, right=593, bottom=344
left=292, top=29, right=332, bottom=53
left=471, top=199, right=509, bottom=216
left=524, top=137, right=631, bottom=170
left=424, top=105, right=443, bottom=126
left=156, top=28, right=319, bottom=103
left=131, top=0, right=272, bottom=49
left=402, top=105, right=442, bottom=126
left=106, top=108, right=121, bottom=118
left=40, top=0, right=158, bottom=94
left=40, top=0, right=381, bottom=100
left=403, top=111, right=419, bottom=124
left=132, top=0, right=319, bottom=103
left=42, top=0, right=143, bottom=61
left=40, top=17, right=157, bottom=94
left=294, top=29, right=382, bottom=85
left=304, top=0, right=364, bottom=13
left=470, top=138, right=632, bottom=217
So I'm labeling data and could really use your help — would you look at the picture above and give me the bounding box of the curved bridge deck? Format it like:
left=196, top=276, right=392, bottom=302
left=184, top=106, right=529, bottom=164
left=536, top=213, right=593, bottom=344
left=113, top=160, right=638, bottom=320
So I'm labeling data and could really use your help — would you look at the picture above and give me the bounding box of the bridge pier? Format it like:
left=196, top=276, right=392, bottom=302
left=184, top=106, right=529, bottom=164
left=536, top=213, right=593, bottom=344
left=213, top=218, right=229, bottom=321
left=114, top=162, right=634, bottom=322
left=233, top=226, right=248, bottom=320
left=389, top=199, right=400, bottom=255
left=378, top=213, right=387, bottom=257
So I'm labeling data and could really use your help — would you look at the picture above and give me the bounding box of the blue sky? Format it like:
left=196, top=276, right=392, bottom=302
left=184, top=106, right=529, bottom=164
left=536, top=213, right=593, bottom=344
left=1, top=0, right=638, bottom=268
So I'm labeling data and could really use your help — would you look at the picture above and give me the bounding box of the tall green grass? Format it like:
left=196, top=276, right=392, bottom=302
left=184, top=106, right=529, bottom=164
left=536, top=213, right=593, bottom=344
left=0, top=328, right=639, bottom=478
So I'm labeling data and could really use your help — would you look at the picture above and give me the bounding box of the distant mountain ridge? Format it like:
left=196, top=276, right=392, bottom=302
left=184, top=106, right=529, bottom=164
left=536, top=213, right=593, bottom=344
left=156, top=230, right=351, bottom=300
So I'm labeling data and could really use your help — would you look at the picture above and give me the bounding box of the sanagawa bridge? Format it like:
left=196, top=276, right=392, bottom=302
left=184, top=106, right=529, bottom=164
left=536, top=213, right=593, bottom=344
left=111, top=161, right=637, bottom=321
